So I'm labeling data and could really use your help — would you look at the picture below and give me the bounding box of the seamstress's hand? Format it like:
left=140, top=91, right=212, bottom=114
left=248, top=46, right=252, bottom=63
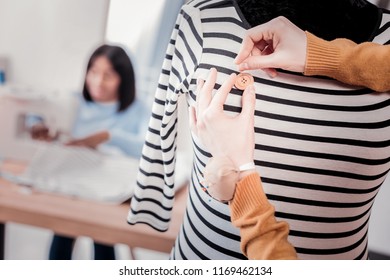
left=189, top=68, right=256, bottom=168
left=235, top=16, right=307, bottom=76
left=66, top=131, right=109, bottom=149
left=189, top=68, right=256, bottom=201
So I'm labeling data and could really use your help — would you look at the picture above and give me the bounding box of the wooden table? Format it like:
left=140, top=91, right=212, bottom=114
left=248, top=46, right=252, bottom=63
left=0, top=160, right=187, bottom=259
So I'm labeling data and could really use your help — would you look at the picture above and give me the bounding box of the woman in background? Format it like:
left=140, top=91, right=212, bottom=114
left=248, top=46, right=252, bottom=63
left=38, top=44, right=149, bottom=260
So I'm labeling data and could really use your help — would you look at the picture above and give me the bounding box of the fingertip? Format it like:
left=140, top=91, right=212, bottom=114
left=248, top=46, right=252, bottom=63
left=243, top=85, right=256, bottom=105
left=197, top=78, right=205, bottom=86
left=270, top=69, right=278, bottom=78
left=238, top=63, right=248, bottom=71
left=234, top=55, right=241, bottom=65
left=264, top=68, right=278, bottom=78
left=244, top=85, right=255, bottom=97
left=208, top=67, right=218, bottom=81
left=227, top=72, right=237, bottom=85
left=242, top=89, right=256, bottom=118
left=188, top=106, right=197, bottom=129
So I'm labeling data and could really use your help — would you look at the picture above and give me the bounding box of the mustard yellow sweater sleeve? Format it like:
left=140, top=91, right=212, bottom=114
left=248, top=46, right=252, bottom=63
left=304, top=31, right=390, bottom=92
left=230, top=173, right=298, bottom=260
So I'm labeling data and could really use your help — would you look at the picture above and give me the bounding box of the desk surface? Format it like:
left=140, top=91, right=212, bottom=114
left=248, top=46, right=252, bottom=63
left=0, top=160, right=187, bottom=254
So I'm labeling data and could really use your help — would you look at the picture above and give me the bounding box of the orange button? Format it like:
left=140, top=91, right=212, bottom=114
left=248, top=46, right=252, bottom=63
left=234, top=72, right=254, bottom=90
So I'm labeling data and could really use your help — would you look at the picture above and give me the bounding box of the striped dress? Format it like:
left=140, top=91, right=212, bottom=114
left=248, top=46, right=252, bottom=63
left=128, top=0, right=390, bottom=260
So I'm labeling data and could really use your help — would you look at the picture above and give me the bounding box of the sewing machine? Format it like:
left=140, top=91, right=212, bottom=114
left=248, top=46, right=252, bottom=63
left=0, top=85, right=78, bottom=161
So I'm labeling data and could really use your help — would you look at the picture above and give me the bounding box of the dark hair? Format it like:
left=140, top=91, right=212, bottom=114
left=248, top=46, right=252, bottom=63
left=82, top=44, right=136, bottom=112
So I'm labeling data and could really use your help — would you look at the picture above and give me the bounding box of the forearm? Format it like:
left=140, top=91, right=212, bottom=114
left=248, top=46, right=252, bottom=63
left=230, top=173, right=298, bottom=260
left=304, top=31, right=390, bottom=92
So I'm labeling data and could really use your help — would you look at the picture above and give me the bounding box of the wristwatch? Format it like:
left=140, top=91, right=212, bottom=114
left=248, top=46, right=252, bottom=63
left=203, top=155, right=256, bottom=202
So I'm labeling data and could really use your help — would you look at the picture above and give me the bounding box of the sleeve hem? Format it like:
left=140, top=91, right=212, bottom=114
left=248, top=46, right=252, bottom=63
left=230, top=173, right=271, bottom=222
left=304, top=31, right=341, bottom=77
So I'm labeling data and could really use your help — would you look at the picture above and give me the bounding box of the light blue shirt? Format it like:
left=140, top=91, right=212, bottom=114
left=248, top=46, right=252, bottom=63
left=72, top=95, right=149, bottom=159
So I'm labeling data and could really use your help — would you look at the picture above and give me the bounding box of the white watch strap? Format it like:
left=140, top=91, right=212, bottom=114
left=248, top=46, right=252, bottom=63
left=238, top=162, right=256, bottom=171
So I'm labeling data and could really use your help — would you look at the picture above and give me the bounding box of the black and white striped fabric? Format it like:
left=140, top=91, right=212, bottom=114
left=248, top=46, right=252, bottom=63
left=128, top=0, right=390, bottom=259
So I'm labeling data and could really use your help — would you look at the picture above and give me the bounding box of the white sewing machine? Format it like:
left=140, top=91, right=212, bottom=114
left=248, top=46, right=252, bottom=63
left=0, top=85, right=78, bottom=161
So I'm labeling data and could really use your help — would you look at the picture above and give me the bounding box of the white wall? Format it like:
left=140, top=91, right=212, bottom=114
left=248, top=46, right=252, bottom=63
left=366, top=0, right=390, bottom=256
left=0, top=0, right=109, bottom=92
left=105, top=0, right=166, bottom=54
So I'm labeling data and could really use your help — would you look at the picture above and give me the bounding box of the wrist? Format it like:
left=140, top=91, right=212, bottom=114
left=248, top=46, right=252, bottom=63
left=203, top=156, right=239, bottom=202
left=238, top=161, right=256, bottom=179
left=304, top=31, right=340, bottom=76
left=238, top=169, right=257, bottom=180
left=203, top=157, right=257, bottom=202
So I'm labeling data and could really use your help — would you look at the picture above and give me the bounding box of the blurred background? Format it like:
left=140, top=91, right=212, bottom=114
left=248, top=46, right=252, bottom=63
left=0, top=0, right=389, bottom=259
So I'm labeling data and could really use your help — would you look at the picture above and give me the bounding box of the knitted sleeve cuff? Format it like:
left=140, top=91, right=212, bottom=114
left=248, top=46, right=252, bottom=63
left=230, top=173, right=271, bottom=222
left=304, top=31, right=341, bottom=77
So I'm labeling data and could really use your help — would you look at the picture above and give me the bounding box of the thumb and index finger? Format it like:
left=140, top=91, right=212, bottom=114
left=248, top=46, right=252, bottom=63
left=189, top=68, right=256, bottom=131
left=208, top=70, right=256, bottom=124
left=240, top=85, right=256, bottom=122
left=234, top=20, right=281, bottom=71
left=189, top=68, right=218, bottom=135
left=191, top=21, right=280, bottom=135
